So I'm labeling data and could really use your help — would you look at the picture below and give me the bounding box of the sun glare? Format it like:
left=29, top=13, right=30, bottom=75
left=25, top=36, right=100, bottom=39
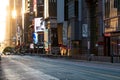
left=0, top=0, right=9, bottom=42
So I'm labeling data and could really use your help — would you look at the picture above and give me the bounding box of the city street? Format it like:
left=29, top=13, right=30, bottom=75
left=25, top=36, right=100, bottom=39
left=0, top=55, right=120, bottom=80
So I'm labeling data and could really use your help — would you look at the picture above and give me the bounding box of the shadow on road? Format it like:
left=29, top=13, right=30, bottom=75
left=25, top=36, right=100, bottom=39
left=0, top=57, right=7, bottom=80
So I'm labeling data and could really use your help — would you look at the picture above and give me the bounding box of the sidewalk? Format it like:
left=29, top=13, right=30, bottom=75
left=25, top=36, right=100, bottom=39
left=45, top=55, right=120, bottom=68
left=37, top=53, right=120, bottom=64
left=12, top=53, right=120, bottom=65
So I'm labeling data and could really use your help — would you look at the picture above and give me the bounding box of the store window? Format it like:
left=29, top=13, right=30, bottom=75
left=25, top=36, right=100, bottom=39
left=111, top=36, right=120, bottom=56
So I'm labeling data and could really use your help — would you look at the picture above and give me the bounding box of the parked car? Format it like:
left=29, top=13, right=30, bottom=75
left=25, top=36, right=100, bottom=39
left=2, top=46, right=15, bottom=55
left=4, top=52, right=11, bottom=55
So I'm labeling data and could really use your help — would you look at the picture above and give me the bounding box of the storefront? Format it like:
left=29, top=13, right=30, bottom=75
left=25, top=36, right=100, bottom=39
left=104, top=31, right=120, bottom=58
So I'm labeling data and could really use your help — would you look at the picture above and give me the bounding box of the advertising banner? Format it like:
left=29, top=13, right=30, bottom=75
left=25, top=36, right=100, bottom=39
left=33, top=32, right=38, bottom=44
left=34, top=17, right=45, bottom=32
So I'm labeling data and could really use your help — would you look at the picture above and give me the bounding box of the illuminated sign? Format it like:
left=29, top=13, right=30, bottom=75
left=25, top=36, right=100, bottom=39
left=104, top=33, right=111, bottom=37
left=34, top=17, right=45, bottom=32
left=33, top=32, right=38, bottom=44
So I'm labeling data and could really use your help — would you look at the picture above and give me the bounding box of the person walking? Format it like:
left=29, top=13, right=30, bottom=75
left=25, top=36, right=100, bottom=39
left=30, top=43, right=34, bottom=55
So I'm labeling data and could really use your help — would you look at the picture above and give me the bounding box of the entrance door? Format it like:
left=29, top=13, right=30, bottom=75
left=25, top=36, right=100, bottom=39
left=104, top=37, right=110, bottom=56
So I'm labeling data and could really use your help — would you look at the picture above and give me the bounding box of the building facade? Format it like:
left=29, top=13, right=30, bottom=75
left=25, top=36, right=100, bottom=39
left=19, top=0, right=120, bottom=62
left=58, top=0, right=105, bottom=58
left=24, top=0, right=34, bottom=44
left=104, top=0, right=120, bottom=58
left=44, top=0, right=58, bottom=54
left=8, top=0, right=22, bottom=47
left=64, top=0, right=81, bottom=56
left=57, top=0, right=67, bottom=55
left=23, top=0, right=45, bottom=53
left=57, top=0, right=97, bottom=56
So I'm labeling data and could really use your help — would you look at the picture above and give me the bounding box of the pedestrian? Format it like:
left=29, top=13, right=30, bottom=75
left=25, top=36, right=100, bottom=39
left=30, top=43, right=34, bottom=55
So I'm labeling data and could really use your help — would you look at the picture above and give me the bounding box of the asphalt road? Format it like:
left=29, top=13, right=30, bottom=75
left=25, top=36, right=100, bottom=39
left=0, top=55, right=120, bottom=80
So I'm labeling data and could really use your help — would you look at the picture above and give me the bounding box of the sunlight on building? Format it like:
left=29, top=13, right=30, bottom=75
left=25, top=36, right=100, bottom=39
left=0, top=0, right=9, bottom=42
left=12, top=10, right=17, bottom=19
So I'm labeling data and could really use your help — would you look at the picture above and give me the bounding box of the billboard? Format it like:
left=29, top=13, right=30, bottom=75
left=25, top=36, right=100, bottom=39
left=34, top=17, right=45, bottom=32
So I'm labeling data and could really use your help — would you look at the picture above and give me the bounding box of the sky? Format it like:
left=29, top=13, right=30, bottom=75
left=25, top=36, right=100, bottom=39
left=0, top=0, right=9, bottom=42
